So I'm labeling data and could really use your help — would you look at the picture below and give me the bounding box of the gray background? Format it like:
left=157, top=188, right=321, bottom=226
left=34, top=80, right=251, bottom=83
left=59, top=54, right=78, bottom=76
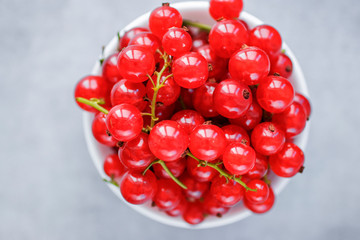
left=1, top=0, right=359, bottom=239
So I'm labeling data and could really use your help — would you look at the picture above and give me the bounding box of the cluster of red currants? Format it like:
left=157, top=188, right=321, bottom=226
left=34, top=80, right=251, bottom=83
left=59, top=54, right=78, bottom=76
left=74, top=0, right=311, bottom=225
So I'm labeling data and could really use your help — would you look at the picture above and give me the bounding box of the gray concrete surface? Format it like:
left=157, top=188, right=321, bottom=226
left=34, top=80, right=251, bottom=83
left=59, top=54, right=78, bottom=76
left=0, top=0, right=359, bottom=239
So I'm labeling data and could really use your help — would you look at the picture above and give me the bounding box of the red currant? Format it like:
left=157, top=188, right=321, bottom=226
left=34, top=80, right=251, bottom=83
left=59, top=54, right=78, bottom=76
left=244, top=186, right=275, bottom=213
left=142, top=103, right=176, bottom=127
left=229, top=99, right=263, bottom=131
left=244, top=153, right=268, bottom=180
left=171, top=110, right=205, bottom=134
left=221, top=124, right=250, bottom=146
left=146, top=72, right=180, bottom=106
left=270, top=52, right=293, bottom=78
left=180, top=88, right=195, bottom=109
left=117, top=45, right=155, bottom=83
left=103, top=153, right=127, bottom=178
left=92, top=112, right=118, bottom=147
left=294, top=92, right=311, bottom=119
left=153, top=179, right=182, bottom=210
left=197, top=44, right=228, bottom=79
left=119, top=27, right=148, bottom=50
left=110, top=79, right=147, bottom=111
left=222, top=142, right=256, bottom=175
left=249, top=25, right=282, bottom=59
left=102, top=53, right=122, bottom=84
left=269, top=142, right=304, bottom=177
left=128, top=32, right=161, bottom=54
left=162, top=27, right=192, bottom=57
left=244, top=179, right=270, bottom=204
left=209, top=0, right=243, bottom=20
left=256, top=75, right=295, bottom=113
left=183, top=202, right=204, bottom=225
left=172, top=52, right=209, bottom=89
left=153, top=157, right=186, bottom=179
left=203, top=193, right=230, bottom=216
left=251, top=122, right=285, bottom=155
left=148, top=120, right=189, bottom=161
left=149, top=4, right=183, bottom=38
left=186, top=155, right=218, bottom=182
left=210, top=176, right=244, bottom=207
left=180, top=173, right=209, bottom=200
left=192, top=82, right=219, bottom=118
left=106, top=103, right=143, bottom=142
left=166, top=196, right=187, bottom=217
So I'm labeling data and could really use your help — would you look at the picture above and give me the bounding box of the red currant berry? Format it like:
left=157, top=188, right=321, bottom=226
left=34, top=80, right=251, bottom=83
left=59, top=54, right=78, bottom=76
left=166, top=196, right=187, bottom=217
left=209, top=19, right=248, bottom=58
left=172, top=52, right=209, bottom=89
left=183, top=202, right=204, bottom=225
left=102, top=53, right=122, bottom=84
left=203, top=193, right=230, bottom=216
left=197, top=45, right=228, bottom=79
left=229, top=46, right=270, bottom=85
left=118, top=132, right=155, bottom=170
left=222, top=124, right=250, bottom=146
left=149, top=4, right=183, bottom=38
left=153, top=179, right=182, bottom=210
left=162, top=27, right=192, bottom=57
left=128, top=32, right=161, bottom=54
left=106, top=103, right=143, bottom=141
left=192, top=37, right=208, bottom=52
left=209, top=0, right=243, bottom=20
left=171, top=110, right=205, bottom=134
left=146, top=72, right=180, bottom=106
left=74, top=76, right=109, bottom=112
left=153, top=157, right=186, bottom=179
left=294, top=92, right=311, bottom=119
left=117, top=45, right=155, bottom=83
left=210, top=176, right=244, bottom=207
left=189, top=124, right=227, bottom=161
left=251, top=122, right=285, bottom=156
left=244, top=153, right=268, bottom=180
left=256, top=75, right=295, bottom=113
left=148, top=120, right=189, bottom=161
left=120, top=170, right=157, bottom=205
left=245, top=179, right=270, bottom=204
left=186, top=155, right=218, bottom=182
left=142, top=103, right=176, bottom=127
left=110, top=79, right=147, bottom=111
left=222, top=142, right=256, bottom=175
left=272, top=102, right=307, bottom=138
left=103, top=153, right=127, bottom=179
left=229, top=99, right=263, bottom=131
left=244, top=186, right=275, bottom=213
left=213, top=79, right=252, bottom=119
left=238, top=19, right=249, bottom=30
left=119, top=27, right=148, bottom=50
left=180, top=173, right=209, bottom=200
left=192, top=82, right=219, bottom=118
left=92, top=112, right=118, bottom=147
left=270, top=53, right=293, bottom=78
left=249, top=25, right=282, bottom=59
left=269, top=142, right=304, bottom=177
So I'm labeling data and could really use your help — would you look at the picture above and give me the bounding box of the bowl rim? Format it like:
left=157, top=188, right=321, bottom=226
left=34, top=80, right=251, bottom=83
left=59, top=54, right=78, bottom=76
left=82, top=1, right=311, bottom=229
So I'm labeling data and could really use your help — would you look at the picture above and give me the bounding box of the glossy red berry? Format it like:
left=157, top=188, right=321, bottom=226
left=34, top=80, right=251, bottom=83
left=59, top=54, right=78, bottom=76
left=180, top=173, right=209, bottom=200
left=272, top=102, right=307, bottom=138
left=149, top=4, right=183, bottom=38
left=269, top=142, right=304, bottom=177
left=171, top=110, right=205, bottom=134
left=119, top=27, right=148, bottom=50
left=192, top=37, right=208, bottom=52
left=245, top=179, right=270, bottom=204
left=142, top=103, right=176, bottom=127
left=102, top=53, right=122, bottom=84
left=189, top=125, right=227, bottom=161
left=256, top=75, right=295, bottom=113
left=172, top=52, right=209, bottom=89
left=128, top=32, right=161, bottom=54
left=294, top=92, right=311, bottom=119
left=270, top=53, right=293, bottom=78
left=192, top=82, right=218, bottom=118
left=209, top=19, right=248, bottom=58
left=249, top=25, right=282, bottom=59
left=244, top=153, right=268, bottom=180
left=209, top=0, right=243, bottom=20
left=146, top=72, right=180, bottom=106
left=148, top=120, right=189, bottom=161
left=106, top=103, right=143, bottom=141
left=203, top=193, right=230, bottom=216
left=162, top=27, right=192, bottom=57
left=187, top=156, right=218, bottom=182
left=245, top=187, right=275, bottom=213
left=153, top=157, right=186, bottom=179
left=197, top=45, right=228, bottom=79
left=166, top=196, right=187, bottom=217
left=74, top=76, right=109, bottom=112
left=229, top=46, right=270, bottom=85
left=213, top=79, right=252, bottom=119
left=251, top=122, right=285, bottom=155
left=103, top=154, right=127, bottom=179
left=118, top=133, right=155, bottom=170
left=92, top=112, right=118, bottom=147
left=110, top=79, right=147, bottom=111
left=229, top=99, right=263, bottom=131
left=117, top=45, right=155, bottom=83
left=222, top=142, right=256, bottom=175
left=210, top=176, right=244, bottom=207
left=120, top=170, right=157, bottom=205
left=222, top=124, right=250, bottom=146
left=183, top=202, right=204, bottom=225
left=153, top=179, right=182, bottom=210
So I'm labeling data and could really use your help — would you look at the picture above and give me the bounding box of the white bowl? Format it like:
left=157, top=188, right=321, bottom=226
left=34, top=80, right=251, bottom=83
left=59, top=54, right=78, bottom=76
left=82, top=1, right=311, bottom=229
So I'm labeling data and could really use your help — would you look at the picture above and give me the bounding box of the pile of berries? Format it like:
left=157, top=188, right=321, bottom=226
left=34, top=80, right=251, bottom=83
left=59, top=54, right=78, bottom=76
left=74, top=0, right=311, bottom=225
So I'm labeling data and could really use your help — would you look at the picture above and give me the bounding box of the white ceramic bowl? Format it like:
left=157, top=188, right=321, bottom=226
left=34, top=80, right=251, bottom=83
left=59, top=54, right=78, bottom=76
left=82, top=1, right=311, bottom=229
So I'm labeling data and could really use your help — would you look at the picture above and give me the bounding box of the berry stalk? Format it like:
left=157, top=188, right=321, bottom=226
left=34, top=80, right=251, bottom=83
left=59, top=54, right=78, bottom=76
left=76, top=97, right=108, bottom=114
left=183, top=19, right=212, bottom=32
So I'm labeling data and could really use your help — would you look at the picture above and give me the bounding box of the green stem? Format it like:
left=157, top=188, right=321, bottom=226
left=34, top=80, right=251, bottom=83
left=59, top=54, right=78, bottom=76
left=186, top=152, right=257, bottom=192
left=103, top=178, right=119, bottom=187
left=76, top=97, right=109, bottom=114
left=183, top=19, right=212, bottom=32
